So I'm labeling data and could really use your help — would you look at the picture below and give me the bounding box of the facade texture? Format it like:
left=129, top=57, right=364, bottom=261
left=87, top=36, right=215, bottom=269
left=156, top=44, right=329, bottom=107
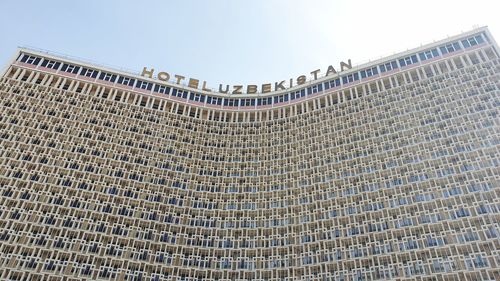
left=0, top=27, right=499, bottom=281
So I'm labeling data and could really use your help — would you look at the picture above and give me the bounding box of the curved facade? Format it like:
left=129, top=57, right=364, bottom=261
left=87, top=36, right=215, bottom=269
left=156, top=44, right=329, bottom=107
left=0, top=27, right=500, bottom=281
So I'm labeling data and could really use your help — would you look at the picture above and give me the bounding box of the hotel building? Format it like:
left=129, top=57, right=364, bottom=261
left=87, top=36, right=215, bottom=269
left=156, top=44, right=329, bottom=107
left=0, top=27, right=499, bottom=280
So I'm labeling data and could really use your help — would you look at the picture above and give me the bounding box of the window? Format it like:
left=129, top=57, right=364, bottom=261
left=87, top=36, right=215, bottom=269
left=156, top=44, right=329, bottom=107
left=172, top=88, right=189, bottom=99
left=61, top=63, right=80, bottom=74
left=379, top=60, right=398, bottom=72
left=20, top=55, right=41, bottom=65
left=80, top=68, right=99, bottom=78
left=399, top=55, right=418, bottom=67
left=41, top=59, right=61, bottom=70
left=257, top=97, right=272, bottom=106
left=475, top=34, right=484, bottom=44
left=360, top=67, right=379, bottom=78
left=439, top=42, right=461, bottom=54
left=418, top=48, right=439, bottom=61
left=207, top=96, right=221, bottom=105
left=342, top=73, right=359, bottom=84
left=462, top=35, right=484, bottom=48
left=242, top=99, right=254, bottom=106
left=190, top=92, right=203, bottom=102
left=172, top=89, right=182, bottom=98
left=217, top=97, right=223, bottom=105
left=324, top=78, right=341, bottom=90
left=274, top=95, right=287, bottom=103
left=98, top=72, right=117, bottom=82
left=226, top=99, right=238, bottom=107
left=153, top=84, right=170, bottom=94
left=135, top=80, right=152, bottom=90
left=308, top=84, right=322, bottom=95
left=117, top=76, right=135, bottom=86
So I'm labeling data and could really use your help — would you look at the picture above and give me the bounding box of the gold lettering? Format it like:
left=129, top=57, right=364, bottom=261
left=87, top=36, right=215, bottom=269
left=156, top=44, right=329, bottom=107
left=262, top=83, right=272, bottom=93
left=219, top=84, right=229, bottom=94
left=326, top=65, right=337, bottom=76
left=174, top=75, right=185, bottom=84
left=141, top=67, right=155, bottom=78
left=188, top=78, right=199, bottom=89
left=232, top=85, right=243, bottom=94
left=297, top=75, right=306, bottom=85
left=310, top=69, right=321, bottom=80
left=202, top=81, right=211, bottom=91
left=274, top=80, right=285, bottom=91
left=157, top=72, right=170, bottom=81
left=247, top=85, right=258, bottom=94
left=340, top=59, right=352, bottom=71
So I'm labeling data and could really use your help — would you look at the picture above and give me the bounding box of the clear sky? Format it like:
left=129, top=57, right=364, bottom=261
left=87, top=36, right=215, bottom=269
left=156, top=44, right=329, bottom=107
left=1, top=0, right=498, bottom=89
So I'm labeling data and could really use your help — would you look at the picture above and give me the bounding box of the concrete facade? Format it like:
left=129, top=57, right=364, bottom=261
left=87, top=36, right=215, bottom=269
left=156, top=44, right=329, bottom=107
left=0, top=27, right=499, bottom=280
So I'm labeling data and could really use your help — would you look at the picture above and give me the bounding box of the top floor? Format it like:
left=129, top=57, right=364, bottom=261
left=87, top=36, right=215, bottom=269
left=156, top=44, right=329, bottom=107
left=2, top=26, right=498, bottom=111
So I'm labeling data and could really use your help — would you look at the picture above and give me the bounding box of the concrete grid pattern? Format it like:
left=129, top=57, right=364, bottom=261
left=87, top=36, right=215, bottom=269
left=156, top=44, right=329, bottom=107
left=0, top=28, right=499, bottom=280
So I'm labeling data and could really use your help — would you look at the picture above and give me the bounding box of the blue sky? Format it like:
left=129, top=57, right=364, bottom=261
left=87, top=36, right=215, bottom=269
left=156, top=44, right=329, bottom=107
left=1, top=0, right=498, bottom=88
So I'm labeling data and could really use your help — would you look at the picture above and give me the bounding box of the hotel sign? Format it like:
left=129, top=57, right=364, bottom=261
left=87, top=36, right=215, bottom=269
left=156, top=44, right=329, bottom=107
left=141, top=60, right=352, bottom=94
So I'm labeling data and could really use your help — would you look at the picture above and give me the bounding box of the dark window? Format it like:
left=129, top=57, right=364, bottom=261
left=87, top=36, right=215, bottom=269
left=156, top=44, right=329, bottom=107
left=81, top=68, right=99, bottom=78
left=334, top=78, right=341, bottom=87
left=153, top=84, right=170, bottom=94
left=379, top=61, right=398, bottom=73
left=61, top=63, right=80, bottom=74
left=40, top=59, right=61, bottom=70
left=20, top=55, right=41, bottom=65
left=136, top=80, right=153, bottom=90
left=399, top=55, right=418, bottom=67
left=117, top=76, right=135, bottom=86
left=98, top=72, right=117, bottom=82
left=342, top=73, right=359, bottom=84
left=440, top=41, right=461, bottom=55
